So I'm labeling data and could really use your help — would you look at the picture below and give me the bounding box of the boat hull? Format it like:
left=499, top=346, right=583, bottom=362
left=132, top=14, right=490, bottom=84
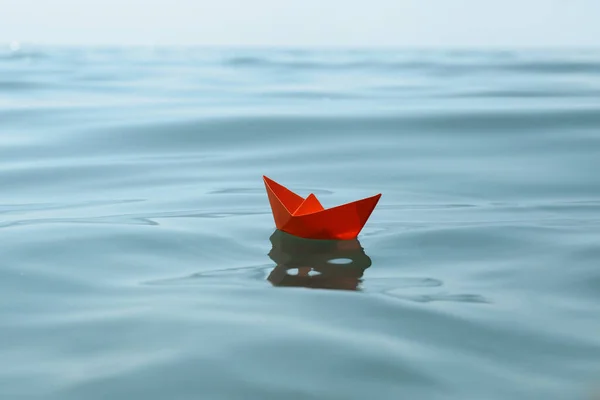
left=263, top=176, right=381, bottom=240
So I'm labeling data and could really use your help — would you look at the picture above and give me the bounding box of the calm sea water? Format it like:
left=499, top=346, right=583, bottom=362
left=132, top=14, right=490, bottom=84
left=1, top=46, right=600, bottom=399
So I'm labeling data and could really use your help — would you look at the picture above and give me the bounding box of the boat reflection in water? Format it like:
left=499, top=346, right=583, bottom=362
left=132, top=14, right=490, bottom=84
left=267, top=230, right=372, bottom=291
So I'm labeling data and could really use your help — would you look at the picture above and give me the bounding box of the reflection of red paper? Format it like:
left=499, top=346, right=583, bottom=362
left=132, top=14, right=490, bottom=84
left=266, top=230, right=372, bottom=290
left=263, top=176, right=381, bottom=240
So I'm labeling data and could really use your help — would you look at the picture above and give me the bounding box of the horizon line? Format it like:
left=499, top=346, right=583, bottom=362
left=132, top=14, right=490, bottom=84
left=4, top=41, right=600, bottom=51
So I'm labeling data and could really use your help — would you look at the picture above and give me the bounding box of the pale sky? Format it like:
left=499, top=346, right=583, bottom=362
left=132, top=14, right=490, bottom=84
left=1, top=0, right=599, bottom=47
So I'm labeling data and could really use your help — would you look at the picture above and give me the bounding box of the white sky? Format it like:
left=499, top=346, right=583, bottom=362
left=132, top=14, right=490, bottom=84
left=1, top=0, right=599, bottom=47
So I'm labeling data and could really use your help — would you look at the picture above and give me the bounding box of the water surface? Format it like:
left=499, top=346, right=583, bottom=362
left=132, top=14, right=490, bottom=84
left=1, top=46, right=600, bottom=399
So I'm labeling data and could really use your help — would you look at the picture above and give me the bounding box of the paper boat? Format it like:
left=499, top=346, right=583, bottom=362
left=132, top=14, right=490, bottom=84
left=263, top=176, right=381, bottom=240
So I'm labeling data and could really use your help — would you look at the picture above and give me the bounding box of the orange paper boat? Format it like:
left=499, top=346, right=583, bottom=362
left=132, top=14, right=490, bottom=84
left=263, top=176, right=381, bottom=240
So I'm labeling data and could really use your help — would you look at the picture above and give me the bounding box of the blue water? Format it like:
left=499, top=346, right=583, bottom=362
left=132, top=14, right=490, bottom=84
left=2, top=46, right=600, bottom=399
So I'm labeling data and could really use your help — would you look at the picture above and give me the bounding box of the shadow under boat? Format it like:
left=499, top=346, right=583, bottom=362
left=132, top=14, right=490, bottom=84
left=267, top=230, right=372, bottom=291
